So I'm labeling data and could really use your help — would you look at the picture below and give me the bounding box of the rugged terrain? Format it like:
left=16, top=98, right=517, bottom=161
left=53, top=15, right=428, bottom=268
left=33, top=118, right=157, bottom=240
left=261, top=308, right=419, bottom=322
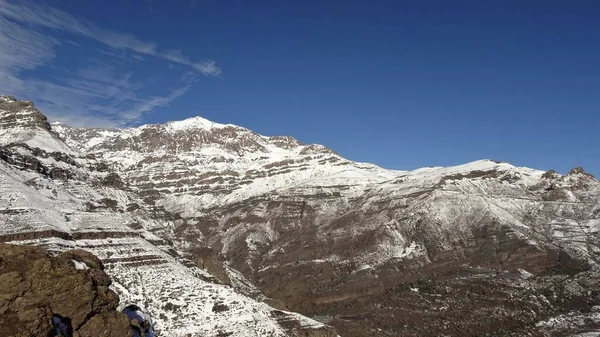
left=0, top=95, right=336, bottom=337
left=0, top=243, right=132, bottom=337
left=2, top=95, right=600, bottom=336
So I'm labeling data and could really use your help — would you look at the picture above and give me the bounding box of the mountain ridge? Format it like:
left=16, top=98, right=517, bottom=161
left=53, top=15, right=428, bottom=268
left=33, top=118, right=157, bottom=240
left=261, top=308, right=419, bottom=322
left=2, top=95, right=600, bottom=336
left=0, top=96, right=339, bottom=337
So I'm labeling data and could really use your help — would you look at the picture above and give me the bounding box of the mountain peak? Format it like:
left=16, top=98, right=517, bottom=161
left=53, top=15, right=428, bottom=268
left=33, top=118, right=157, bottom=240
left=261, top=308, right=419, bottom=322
left=164, top=115, right=236, bottom=131
left=568, top=166, right=596, bottom=179
left=0, top=96, right=48, bottom=128
left=0, top=95, right=17, bottom=103
left=54, top=112, right=333, bottom=159
left=0, top=96, right=73, bottom=154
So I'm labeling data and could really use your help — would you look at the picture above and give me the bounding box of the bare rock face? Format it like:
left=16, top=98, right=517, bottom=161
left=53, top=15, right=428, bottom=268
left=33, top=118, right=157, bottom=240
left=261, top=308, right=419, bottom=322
left=569, top=166, right=594, bottom=177
left=0, top=244, right=131, bottom=337
left=0, top=96, right=51, bottom=131
left=77, top=312, right=132, bottom=337
left=188, top=246, right=231, bottom=285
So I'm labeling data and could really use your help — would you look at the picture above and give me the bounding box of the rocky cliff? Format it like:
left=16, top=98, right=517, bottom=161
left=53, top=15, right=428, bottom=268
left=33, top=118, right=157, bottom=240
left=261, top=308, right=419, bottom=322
left=0, top=244, right=131, bottom=337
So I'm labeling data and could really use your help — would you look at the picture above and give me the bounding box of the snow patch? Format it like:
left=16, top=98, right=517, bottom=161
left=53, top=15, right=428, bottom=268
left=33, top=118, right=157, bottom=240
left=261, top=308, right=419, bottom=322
left=165, top=116, right=235, bottom=131
left=71, top=259, right=90, bottom=270
left=0, top=127, right=75, bottom=154
left=518, top=268, right=533, bottom=279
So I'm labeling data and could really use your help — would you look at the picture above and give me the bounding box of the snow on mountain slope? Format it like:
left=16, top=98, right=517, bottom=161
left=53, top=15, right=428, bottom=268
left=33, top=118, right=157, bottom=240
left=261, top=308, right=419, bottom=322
left=0, top=99, right=337, bottom=336
left=166, top=115, right=236, bottom=130
left=0, top=152, right=336, bottom=336
left=402, top=159, right=544, bottom=183
left=186, top=158, right=599, bottom=274
left=167, top=154, right=600, bottom=336
left=0, top=96, right=74, bottom=154
left=49, top=102, right=600, bottom=276
left=4, top=95, right=600, bottom=336
left=53, top=116, right=403, bottom=212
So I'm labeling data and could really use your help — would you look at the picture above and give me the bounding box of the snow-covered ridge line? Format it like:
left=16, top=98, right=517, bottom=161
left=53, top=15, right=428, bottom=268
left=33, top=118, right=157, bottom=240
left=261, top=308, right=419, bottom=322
left=165, top=115, right=239, bottom=131
left=0, top=95, right=17, bottom=103
left=50, top=119, right=549, bottom=183
left=8, top=94, right=570, bottom=213
left=399, top=159, right=546, bottom=184
left=0, top=98, right=75, bottom=155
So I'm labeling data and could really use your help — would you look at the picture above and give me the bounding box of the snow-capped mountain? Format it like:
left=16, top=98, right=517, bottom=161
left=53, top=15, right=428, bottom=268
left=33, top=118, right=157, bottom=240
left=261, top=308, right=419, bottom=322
left=52, top=116, right=399, bottom=213
left=0, top=96, right=73, bottom=154
left=2, top=95, right=600, bottom=336
left=0, top=96, right=336, bottom=337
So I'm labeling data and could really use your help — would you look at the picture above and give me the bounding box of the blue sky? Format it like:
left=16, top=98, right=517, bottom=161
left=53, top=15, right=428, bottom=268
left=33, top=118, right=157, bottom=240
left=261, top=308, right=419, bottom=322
left=0, top=0, right=598, bottom=174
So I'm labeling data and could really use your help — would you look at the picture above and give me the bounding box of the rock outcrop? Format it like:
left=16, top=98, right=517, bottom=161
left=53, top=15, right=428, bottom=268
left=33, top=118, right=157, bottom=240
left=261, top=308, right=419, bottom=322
left=0, top=244, right=131, bottom=337
left=0, top=96, right=51, bottom=131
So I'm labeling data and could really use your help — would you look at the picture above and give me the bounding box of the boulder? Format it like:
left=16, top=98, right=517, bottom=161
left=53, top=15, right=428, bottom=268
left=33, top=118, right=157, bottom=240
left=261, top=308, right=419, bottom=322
left=0, top=244, right=131, bottom=337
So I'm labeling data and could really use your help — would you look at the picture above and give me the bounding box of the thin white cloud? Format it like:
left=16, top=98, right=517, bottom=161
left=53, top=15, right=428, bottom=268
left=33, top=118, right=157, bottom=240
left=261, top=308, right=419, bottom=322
left=15, top=77, right=193, bottom=127
left=0, top=0, right=219, bottom=127
left=121, top=85, right=192, bottom=122
left=0, top=0, right=221, bottom=76
left=96, top=48, right=139, bottom=62
left=0, top=16, right=59, bottom=72
left=6, top=63, right=193, bottom=127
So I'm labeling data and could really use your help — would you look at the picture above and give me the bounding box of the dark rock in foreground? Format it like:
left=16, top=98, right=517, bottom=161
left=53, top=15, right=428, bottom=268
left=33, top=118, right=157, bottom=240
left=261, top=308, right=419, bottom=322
left=0, top=244, right=131, bottom=337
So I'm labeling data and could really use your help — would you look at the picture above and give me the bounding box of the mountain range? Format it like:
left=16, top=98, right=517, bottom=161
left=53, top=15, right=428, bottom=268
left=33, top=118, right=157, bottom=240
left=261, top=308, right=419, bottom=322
left=1, top=95, right=599, bottom=336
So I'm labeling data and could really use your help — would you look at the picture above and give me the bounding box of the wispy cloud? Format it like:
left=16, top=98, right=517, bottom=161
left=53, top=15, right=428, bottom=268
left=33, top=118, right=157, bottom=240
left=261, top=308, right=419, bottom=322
left=3, top=62, right=194, bottom=127
left=0, top=15, right=59, bottom=72
left=0, top=0, right=220, bottom=127
left=144, top=0, right=155, bottom=13
left=0, top=0, right=221, bottom=76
